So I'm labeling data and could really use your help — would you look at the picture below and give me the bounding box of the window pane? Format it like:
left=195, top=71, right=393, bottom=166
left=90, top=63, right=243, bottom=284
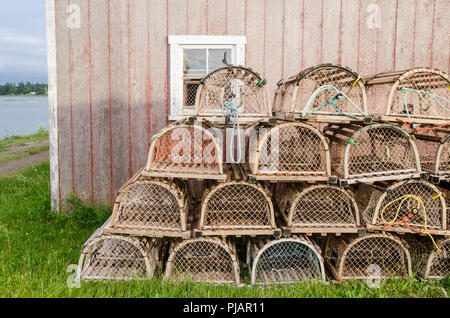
left=184, top=49, right=207, bottom=77
left=184, top=79, right=200, bottom=108
left=208, top=49, right=232, bottom=72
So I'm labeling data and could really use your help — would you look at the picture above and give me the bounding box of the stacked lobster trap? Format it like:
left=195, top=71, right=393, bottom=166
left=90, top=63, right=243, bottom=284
left=76, top=63, right=450, bottom=285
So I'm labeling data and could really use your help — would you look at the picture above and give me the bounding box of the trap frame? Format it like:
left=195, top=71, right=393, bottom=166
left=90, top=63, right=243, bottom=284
left=323, top=123, right=422, bottom=185
left=195, top=181, right=279, bottom=237
left=365, top=68, right=450, bottom=125
left=358, top=179, right=448, bottom=236
left=194, top=66, right=271, bottom=123
left=324, top=233, right=412, bottom=281
left=248, top=122, right=332, bottom=182
left=164, top=237, right=240, bottom=284
left=404, top=235, right=450, bottom=280
left=247, top=236, right=325, bottom=285
left=276, top=183, right=360, bottom=234
left=143, top=120, right=225, bottom=181
left=77, top=221, right=162, bottom=281
left=273, top=64, right=368, bottom=123
left=412, top=130, right=450, bottom=183
left=104, top=173, right=191, bottom=239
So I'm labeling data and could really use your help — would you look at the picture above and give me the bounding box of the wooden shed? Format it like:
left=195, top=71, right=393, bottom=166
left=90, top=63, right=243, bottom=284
left=46, top=0, right=450, bottom=208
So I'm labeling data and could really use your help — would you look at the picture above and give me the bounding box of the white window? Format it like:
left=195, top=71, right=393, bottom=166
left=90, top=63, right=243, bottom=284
left=168, top=35, right=246, bottom=120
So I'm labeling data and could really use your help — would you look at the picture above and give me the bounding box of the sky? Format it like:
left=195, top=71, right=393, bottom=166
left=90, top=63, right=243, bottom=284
left=0, top=0, right=47, bottom=84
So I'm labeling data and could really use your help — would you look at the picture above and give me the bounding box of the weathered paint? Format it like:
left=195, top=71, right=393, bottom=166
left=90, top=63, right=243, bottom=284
left=47, top=0, right=450, bottom=208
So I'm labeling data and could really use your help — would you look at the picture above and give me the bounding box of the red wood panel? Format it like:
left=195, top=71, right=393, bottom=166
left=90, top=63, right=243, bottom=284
left=431, top=0, right=450, bottom=74
left=90, top=0, right=112, bottom=204
left=302, top=0, right=322, bottom=68
left=322, top=0, right=341, bottom=64
left=413, top=0, right=434, bottom=67
left=264, top=0, right=284, bottom=93
left=207, top=0, right=227, bottom=34
left=245, top=0, right=265, bottom=71
left=376, top=0, right=397, bottom=73
left=282, top=0, right=303, bottom=77
left=168, top=0, right=188, bottom=35
left=358, top=0, right=379, bottom=75
left=187, top=0, right=207, bottom=34
left=69, top=0, right=92, bottom=202
left=109, top=0, right=130, bottom=196
left=227, top=0, right=245, bottom=35
left=394, top=0, right=417, bottom=70
left=55, top=0, right=73, bottom=206
left=340, top=0, right=360, bottom=71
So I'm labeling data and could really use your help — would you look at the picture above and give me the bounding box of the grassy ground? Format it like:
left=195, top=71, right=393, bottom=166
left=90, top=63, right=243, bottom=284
left=0, top=161, right=448, bottom=298
left=0, top=128, right=49, bottom=151
left=0, top=144, right=49, bottom=163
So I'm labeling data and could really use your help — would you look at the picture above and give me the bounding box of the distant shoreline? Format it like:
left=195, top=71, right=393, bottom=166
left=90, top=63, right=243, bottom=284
left=0, top=94, right=48, bottom=97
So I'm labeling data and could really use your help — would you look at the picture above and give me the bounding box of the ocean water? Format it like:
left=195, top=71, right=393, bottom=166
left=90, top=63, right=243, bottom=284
left=0, top=97, right=48, bottom=139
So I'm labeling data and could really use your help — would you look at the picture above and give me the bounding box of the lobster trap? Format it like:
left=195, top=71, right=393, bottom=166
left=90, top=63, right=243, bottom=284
left=324, top=233, right=412, bottom=281
left=194, top=66, right=271, bottom=123
left=195, top=181, right=279, bottom=237
left=105, top=174, right=191, bottom=238
left=324, top=123, right=422, bottom=184
left=273, top=64, right=368, bottom=122
left=358, top=179, right=448, bottom=236
left=365, top=68, right=450, bottom=125
left=276, top=184, right=360, bottom=234
left=248, top=122, right=332, bottom=182
left=77, top=224, right=162, bottom=281
left=247, top=236, right=325, bottom=285
left=144, top=121, right=225, bottom=181
left=164, top=237, right=240, bottom=284
left=412, top=130, right=450, bottom=183
left=404, top=235, right=450, bottom=280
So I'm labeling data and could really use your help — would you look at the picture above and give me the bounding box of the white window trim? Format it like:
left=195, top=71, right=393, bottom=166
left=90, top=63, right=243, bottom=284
left=168, top=35, right=246, bottom=121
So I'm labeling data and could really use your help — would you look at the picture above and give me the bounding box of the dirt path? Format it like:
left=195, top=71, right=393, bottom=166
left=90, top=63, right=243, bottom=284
left=0, top=140, right=50, bottom=176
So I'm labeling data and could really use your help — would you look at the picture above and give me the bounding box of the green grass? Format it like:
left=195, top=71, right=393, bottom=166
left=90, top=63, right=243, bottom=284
left=0, top=127, right=49, bottom=152
left=0, top=161, right=448, bottom=297
left=0, top=144, right=49, bottom=163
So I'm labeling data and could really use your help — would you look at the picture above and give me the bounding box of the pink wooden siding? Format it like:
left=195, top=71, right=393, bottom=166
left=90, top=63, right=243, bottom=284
left=49, top=0, right=450, bottom=207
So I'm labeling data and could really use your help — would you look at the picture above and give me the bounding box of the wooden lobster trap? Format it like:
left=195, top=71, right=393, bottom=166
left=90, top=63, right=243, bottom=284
left=164, top=237, right=240, bottom=284
left=358, top=179, right=448, bottom=236
left=324, top=233, right=412, bottom=281
left=143, top=120, right=225, bottom=181
left=194, top=66, right=271, bottom=123
left=195, top=181, right=280, bottom=237
left=276, top=183, right=360, bottom=235
left=324, top=123, right=422, bottom=185
left=247, top=236, right=325, bottom=285
left=404, top=235, right=450, bottom=280
left=77, top=221, right=162, bottom=281
left=412, top=129, right=450, bottom=183
left=273, top=64, right=369, bottom=123
left=365, top=68, right=450, bottom=125
left=248, top=122, right=332, bottom=182
left=104, top=171, right=191, bottom=239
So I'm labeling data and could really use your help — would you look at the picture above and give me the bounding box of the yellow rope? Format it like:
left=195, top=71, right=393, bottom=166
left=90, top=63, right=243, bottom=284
left=380, top=194, right=441, bottom=251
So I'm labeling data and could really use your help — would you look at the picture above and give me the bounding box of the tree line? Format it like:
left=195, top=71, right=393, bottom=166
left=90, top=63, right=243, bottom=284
left=0, top=82, right=48, bottom=96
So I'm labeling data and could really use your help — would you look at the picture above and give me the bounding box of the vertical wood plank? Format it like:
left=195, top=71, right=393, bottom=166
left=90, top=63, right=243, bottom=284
left=264, top=0, right=283, bottom=94
left=110, top=0, right=130, bottom=196
left=283, top=0, right=302, bottom=77
left=245, top=0, right=265, bottom=71
left=227, top=0, right=245, bottom=35
left=207, top=0, right=227, bottom=34
left=394, top=0, right=416, bottom=70
left=431, top=0, right=450, bottom=74
left=187, top=0, right=207, bottom=34
left=302, top=0, right=322, bottom=68
left=168, top=0, right=188, bottom=35
left=90, top=0, right=112, bottom=204
left=358, top=0, right=379, bottom=75
left=321, top=0, right=341, bottom=64
left=129, top=1, right=150, bottom=174
left=376, top=0, right=397, bottom=73
left=413, top=0, right=434, bottom=67
left=340, top=0, right=360, bottom=71
left=70, top=0, right=92, bottom=202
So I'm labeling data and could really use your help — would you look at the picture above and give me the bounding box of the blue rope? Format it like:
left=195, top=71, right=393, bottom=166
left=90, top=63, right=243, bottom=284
left=222, top=101, right=241, bottom=164
left=401, top=87, right=450, bottom=122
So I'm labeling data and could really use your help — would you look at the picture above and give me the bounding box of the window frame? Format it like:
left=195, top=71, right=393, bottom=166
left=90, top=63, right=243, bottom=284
left=168, top=35, right=246, bottom=120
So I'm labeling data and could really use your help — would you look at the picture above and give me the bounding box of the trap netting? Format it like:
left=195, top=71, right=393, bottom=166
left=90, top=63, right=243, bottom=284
left=386, top=68, right=450, bottom=122
left=273, top=64, right=368, bottom=121
left=358, top=179, right=447, bottom=235
left=249, top=122, right=331, bottom=180
left=106, top=175, right=190, bottom=237
left=199, top=181, right=276, bottom=235
left=247, top=236, right=325, bottom=285
left=413, top=130, right=450, bottom=181
left=194, top=66, right=271, bottom=122
left=276, top=184, right=359, bottom=233
left=404, top=235, right=450, bottom=280
left=77, top=231, right=162, bottom=281
left=146, top=121, right=224, bottom=179
left=324, top=123, right=421, bottom=184
left=164, top=237, right=240, bottom=284
left=324, top=233, right=412, bottom=281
